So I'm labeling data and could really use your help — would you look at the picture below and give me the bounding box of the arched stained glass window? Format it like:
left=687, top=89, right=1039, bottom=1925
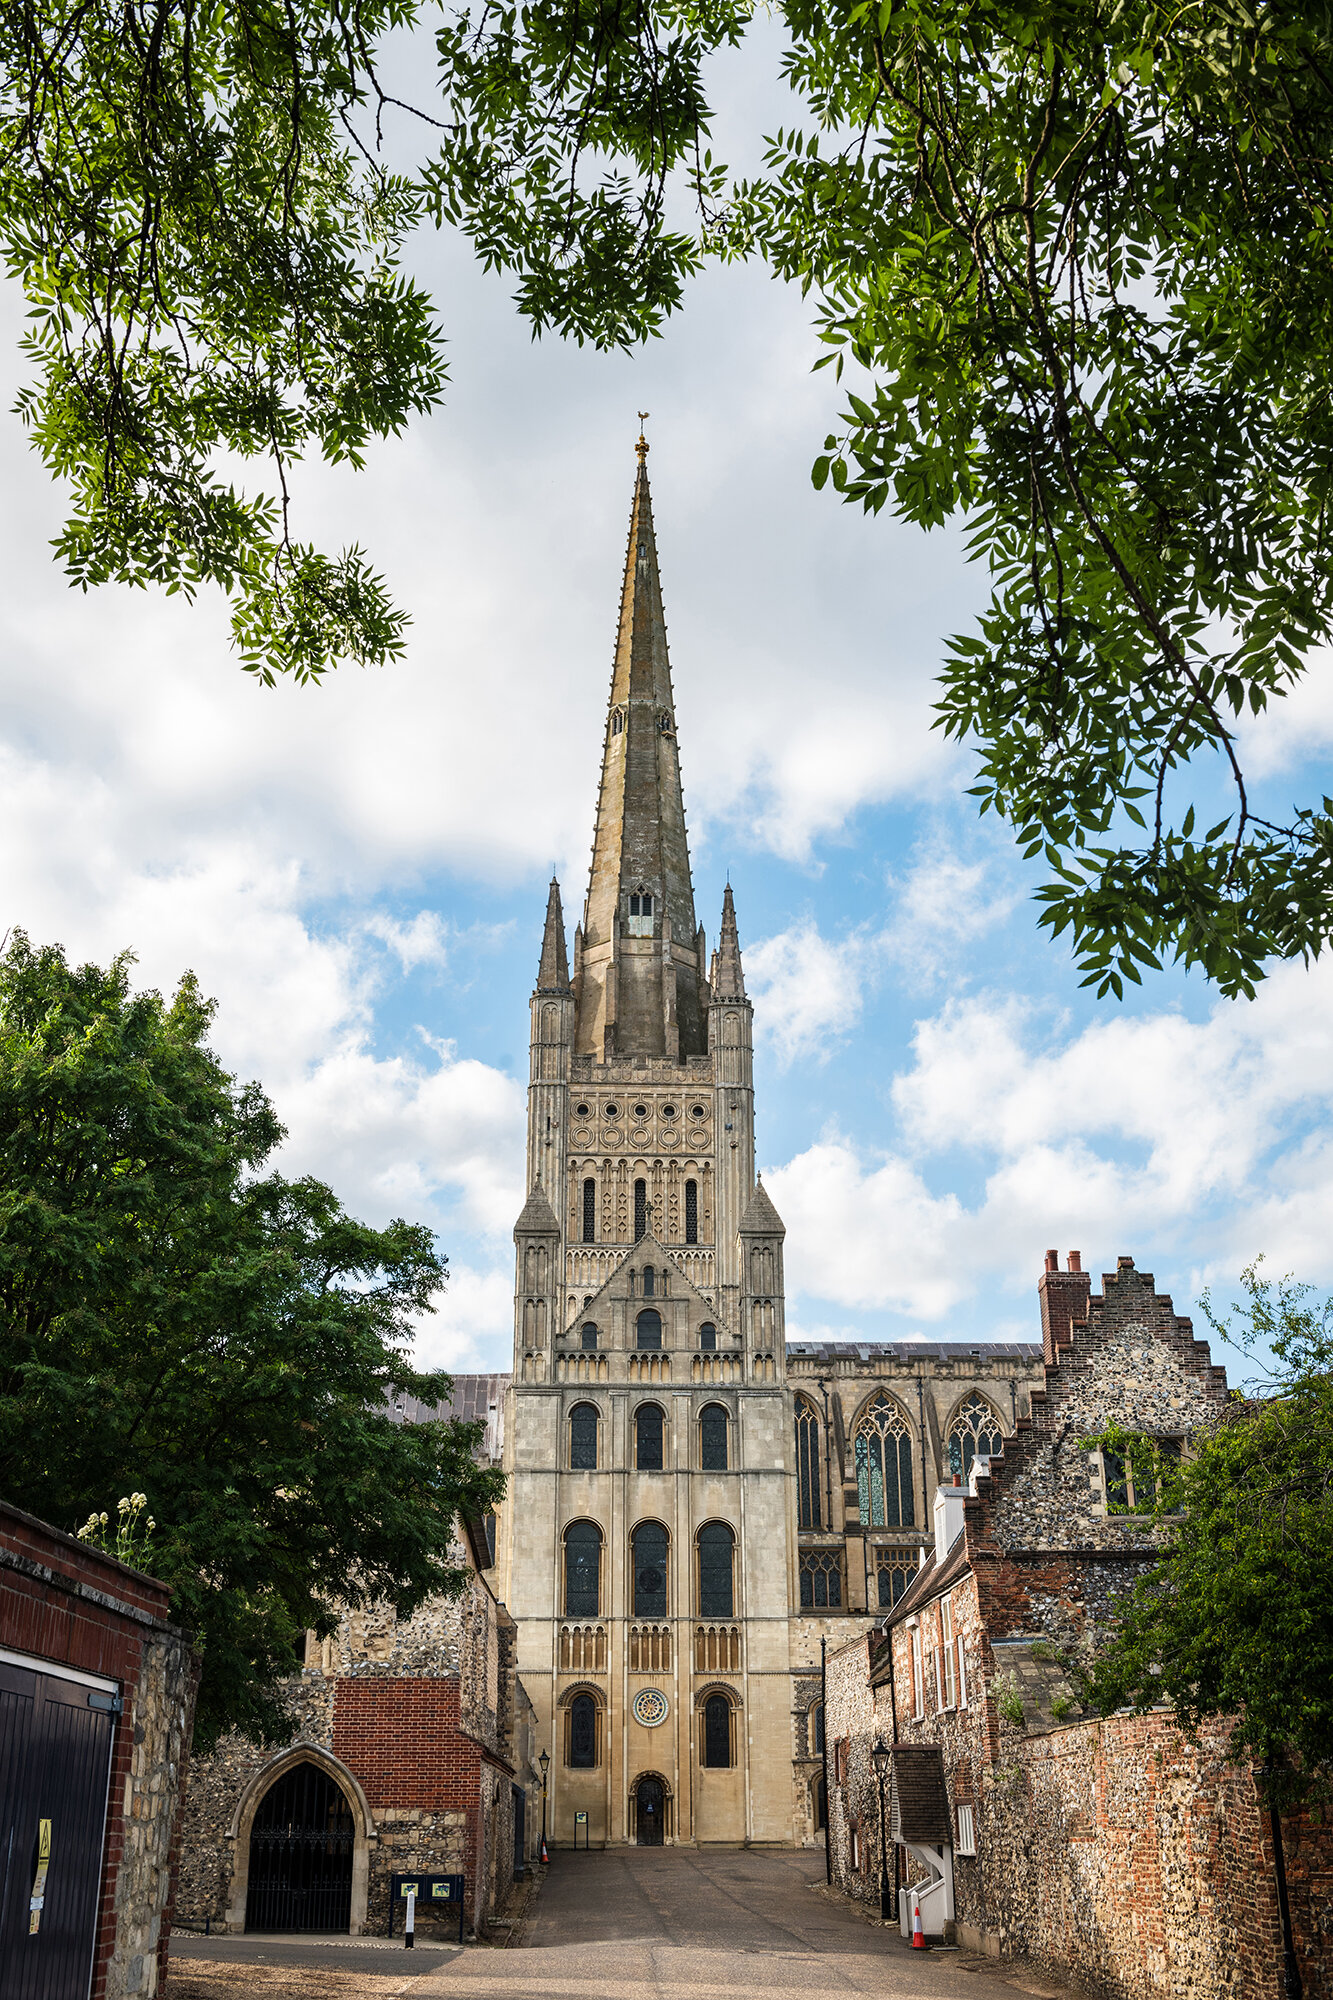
left=563, top=1521, right=602, bottom=1617
left=568, top=1693, right=598, bottom=1768
left=569, top=1402, right=598, bottom=1469
left=699, top=1404, right=728, bottom=1471
left=699, top=1323, right=717, bottom=1351
left=635, top=1403, right=664, bottom=1470
left=581, top=1322, right=598, bottom=1352
left=697, top=1523, right=735, bottom=1617
left=632, top=1521, right=669, bottom=1615
left=795, top=1396, right=822, bottom=1530
left=948, top=1393, right=1005, bottom=1480
left=854, top=1395, right=915, bottom=1527
left=636, top=1308, right=662, bottom=1351
left=703, top=1693, right=733, bottom=1768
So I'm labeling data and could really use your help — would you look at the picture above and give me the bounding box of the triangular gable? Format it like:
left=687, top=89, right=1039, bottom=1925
left=567, top=1232, right=730, bottom=1337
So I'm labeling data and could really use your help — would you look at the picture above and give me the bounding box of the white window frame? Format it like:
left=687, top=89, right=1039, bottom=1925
left=909, top=1622, right=924, bottom=1721
left=941, top=1596, right=958, bottom=1710
left=956, top=1802, right=976, bottom=1855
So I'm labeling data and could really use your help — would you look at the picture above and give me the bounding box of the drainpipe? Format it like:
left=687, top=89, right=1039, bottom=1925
left=884, top=1618, right=900, bottom=1916
left=915, top=1372, right=928, bottom=1530
left=1265, top=1768, right=1303, bottom=1999
left=821, top=1636, right=832, bottom=1884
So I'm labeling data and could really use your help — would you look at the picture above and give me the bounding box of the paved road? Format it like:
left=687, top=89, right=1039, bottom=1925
left=413, top=1851, right=1067, bottom=2000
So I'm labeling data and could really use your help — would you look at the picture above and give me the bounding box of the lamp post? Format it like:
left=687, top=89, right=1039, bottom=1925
left=871, top=1736, right=893, bottom=1924
left=538, top=1747, right=550, bottom=1864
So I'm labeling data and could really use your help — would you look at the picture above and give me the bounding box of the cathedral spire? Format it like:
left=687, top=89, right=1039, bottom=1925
left=712, top=882, right=746, bottom=999
left=536, top=876, right=570, bottom=992
left=575, top=442, right=705, bottom=1059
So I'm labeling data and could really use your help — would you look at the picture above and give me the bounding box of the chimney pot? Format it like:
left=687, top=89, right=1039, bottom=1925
left=953, top=1471, right=961, bottom=1486
left=1067, top=1251, right=1082, bottom=1272
left=1044, top=1249, right=1058, bottom=1272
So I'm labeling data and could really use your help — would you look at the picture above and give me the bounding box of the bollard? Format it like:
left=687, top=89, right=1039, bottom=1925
left=405, top=1887, right=416, bottom=1949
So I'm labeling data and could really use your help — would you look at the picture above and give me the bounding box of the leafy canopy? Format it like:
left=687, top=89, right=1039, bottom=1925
left=6, top=0, right=1333, bottom=987
left=0, top=932, right=503, bottom=1750
left=1082, top=1266, right=1333, bottom=1809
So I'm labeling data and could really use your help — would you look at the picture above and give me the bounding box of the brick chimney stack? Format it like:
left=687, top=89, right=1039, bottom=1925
left=1038, top=1250, right=1092, bottom=1365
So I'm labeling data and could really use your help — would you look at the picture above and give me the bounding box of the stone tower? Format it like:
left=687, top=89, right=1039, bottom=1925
left=499, top=438, right=796, bottom=1847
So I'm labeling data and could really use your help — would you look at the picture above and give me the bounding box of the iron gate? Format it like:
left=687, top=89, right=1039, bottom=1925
left=245, top=1764, right=354, bottom=1933
left=0, top=1655, right=118, bottom=2000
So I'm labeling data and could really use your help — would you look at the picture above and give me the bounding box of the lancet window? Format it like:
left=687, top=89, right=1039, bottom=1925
left=563, top=1522, right=602, bottom=1617
left=699, top=1405, right=728, bottom=1471
left=697, top=1523, right=735, bottom=1618
left=569, top=1403, right=599, bottom=1470
left=632, top=1521, right=669, bottom=1615
left=795, top=1396, right=823, bottom=1530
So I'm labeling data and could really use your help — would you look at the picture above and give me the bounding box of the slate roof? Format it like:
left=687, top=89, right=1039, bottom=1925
left=786, top=1340, right=1043, bottom=1363
left=389, top=1373, right=510, bottom=1465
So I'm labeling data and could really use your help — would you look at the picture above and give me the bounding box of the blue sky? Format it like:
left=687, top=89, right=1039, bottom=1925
left=2, top=200, right=1332, bottom=1387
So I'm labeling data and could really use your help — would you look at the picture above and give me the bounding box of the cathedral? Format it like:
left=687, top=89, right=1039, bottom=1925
left=174, top=444, right=1053, bottom=1937
left=496, top=436, right=1046, bottom=1851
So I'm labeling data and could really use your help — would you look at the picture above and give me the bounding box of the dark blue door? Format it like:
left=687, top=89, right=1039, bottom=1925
left=0, top=1657, right=117, bottom=2000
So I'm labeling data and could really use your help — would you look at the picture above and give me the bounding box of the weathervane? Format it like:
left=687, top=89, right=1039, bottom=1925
left=637, top=411, right=650, bottom=457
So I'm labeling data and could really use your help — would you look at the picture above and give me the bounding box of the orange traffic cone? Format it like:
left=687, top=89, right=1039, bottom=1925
left=910, top=1896, right=929, bottom=1950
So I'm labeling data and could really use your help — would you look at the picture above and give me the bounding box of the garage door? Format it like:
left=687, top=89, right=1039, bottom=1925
left=0, top=1654, right=118, bottom=2000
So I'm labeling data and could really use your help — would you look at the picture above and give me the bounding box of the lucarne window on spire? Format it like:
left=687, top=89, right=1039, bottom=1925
left=627, top=892, right=653, bottom=938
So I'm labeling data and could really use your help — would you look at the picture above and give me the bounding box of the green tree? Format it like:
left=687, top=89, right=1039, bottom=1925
left=1083, top=1267, right=1333, bottom=1808
left=8, top=0, right=1333, bottom=990
left=0, top=930, right=503, bottom=1749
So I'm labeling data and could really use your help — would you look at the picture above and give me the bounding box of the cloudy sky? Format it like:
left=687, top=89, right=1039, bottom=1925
left=4, top=78, right=1333, bottom=1381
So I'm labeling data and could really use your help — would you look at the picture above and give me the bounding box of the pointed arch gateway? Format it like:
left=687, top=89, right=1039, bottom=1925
left=225, top=1744, right=375, bottom=1935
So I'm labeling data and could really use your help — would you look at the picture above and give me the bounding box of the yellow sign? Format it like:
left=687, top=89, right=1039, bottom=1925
left=29, top=1819, right=51, bottom=1935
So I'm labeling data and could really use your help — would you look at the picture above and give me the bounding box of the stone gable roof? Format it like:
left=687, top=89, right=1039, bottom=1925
left=512, top=1184, right=561, bottom=1238
left=738, top=1179, right=785, bottom=1237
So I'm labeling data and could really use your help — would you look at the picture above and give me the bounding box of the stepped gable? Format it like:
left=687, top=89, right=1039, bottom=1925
left=956, top=1254, right=1230, bottom=1559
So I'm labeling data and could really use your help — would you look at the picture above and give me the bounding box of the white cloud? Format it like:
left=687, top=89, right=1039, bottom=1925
left=364, top=910, right=452, bottom=975
left=770, top=960, right=1333, bottom=1327
left=412, top=1264, right=517, bottom=1375
left=746, top=920, right=873, bottom=1066
left=883, top=838, right=1021, bottom=987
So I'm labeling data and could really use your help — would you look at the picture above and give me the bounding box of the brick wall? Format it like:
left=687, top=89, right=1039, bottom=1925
left=0, top=1500, right=195, bottom=2000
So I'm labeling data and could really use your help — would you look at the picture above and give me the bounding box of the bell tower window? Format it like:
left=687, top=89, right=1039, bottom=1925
left=685, top=1179, right=698, bottom=1244
left=627, top=892, right=654, bottom=937
left=582, top=1177, right=596, bottom=1243
left=634, top=1180, right=647, bottom=1241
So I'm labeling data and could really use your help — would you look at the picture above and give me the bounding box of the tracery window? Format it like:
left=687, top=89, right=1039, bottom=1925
left=699, top=1404, right=728, bottom=1471
left=854, top=1395, right=914, bottom=1528
left=636, top=1308, right=662, bottom=1351
left=632, top=1521, right=669, bottom=1615
left=697, top=1523, right=735, bottom=1618
left=635, top=1403, right=664, bottom=1470
left=569, top=1402, right=598, bottom=1470
left=703, top=1693, right=733, bottom=1769
left=582, top=1177, right=596, bottom=1243
left=567, top=1692, right=599, bottom=1768
left=799, top=1549, right=843, bottom=1609
left=875, top=1550, right=916, bottom=1609
left=795, top=1396, right=822, bottom=1530
left=685, top=1180, right=698, bottom=1244
left=947, top=1393, right=1005, bottom=1481
left=634, top=1179, right=647, bottom=1241
left=563, top=1521, right=602, bottom=1617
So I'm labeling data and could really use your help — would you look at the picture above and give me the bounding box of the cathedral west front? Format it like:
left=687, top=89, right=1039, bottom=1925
left=496, top=436, right=1046, bottom=1852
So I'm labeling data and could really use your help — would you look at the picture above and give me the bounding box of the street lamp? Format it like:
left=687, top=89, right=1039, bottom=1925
left=538, top=1747, right=551, bottom=1864
left=871, top=1737, right=893, bottom=1923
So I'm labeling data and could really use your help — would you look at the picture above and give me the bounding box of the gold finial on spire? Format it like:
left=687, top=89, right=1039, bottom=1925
left=636, top=412, right=650, bottom=458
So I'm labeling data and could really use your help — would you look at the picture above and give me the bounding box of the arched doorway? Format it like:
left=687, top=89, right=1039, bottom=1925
left=634, top=1774, right=667, bottom=1846
left=245, top=1762, right=354, bottom=1932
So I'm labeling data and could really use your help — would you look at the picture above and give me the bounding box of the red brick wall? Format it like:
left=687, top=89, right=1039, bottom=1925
left=0, top=1501, right=184, bottom=2000
left=333, top=1678, right=481, bottom=1810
